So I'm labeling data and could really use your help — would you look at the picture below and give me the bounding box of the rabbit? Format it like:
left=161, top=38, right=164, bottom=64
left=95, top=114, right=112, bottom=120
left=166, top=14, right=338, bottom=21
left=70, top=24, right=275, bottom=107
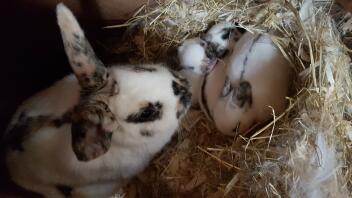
left=177, top=22, right=236, bottom=106
left=177, top=38, right=216, bottom=106
left=200, top=32, right=291, bottom=136
left=4, top=3, right=191, bottom=198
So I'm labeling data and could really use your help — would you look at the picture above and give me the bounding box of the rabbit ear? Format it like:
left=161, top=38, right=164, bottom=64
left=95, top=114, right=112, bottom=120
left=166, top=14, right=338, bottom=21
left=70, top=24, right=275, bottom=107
left=70, top=101, right=117, bottom=161
left=71, top=121, right=113, bottom=161
left=56, top=3, right=107, bottom=90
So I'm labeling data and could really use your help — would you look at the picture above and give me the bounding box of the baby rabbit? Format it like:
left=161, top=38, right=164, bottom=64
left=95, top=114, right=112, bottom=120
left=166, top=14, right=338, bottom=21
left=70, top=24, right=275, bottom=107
left=177, top=22, right=235, bottom=106
left=200, top=32, right=291, bottom=135
left=177, top=38, right=216, bottom=106
left=4, top=4, right=191, bottom=198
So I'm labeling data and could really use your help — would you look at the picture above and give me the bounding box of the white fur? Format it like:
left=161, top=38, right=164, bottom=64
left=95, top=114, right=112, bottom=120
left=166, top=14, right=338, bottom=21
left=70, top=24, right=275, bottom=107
left=7, top=67, right=182, bottom=197
left=5, top=4, right=190, bottom=198
left=201, top=32, right=291, bottom=135
left=177, top=38, right=208, bottom=106
left=178, top=38, right=208, bottom=74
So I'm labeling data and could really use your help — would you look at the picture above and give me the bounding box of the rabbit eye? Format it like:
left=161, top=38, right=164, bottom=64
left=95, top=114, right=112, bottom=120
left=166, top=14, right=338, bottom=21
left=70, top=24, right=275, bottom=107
left=126, top=102, right=163, bottom=123
left=221, top=27, right=234, bottom=40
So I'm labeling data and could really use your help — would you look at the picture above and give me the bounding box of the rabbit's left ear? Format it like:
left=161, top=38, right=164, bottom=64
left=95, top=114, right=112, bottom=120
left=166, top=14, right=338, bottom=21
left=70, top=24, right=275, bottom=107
left=70, top=102, right=117, bottom=161
left=56, top=3, right=108, bottom=90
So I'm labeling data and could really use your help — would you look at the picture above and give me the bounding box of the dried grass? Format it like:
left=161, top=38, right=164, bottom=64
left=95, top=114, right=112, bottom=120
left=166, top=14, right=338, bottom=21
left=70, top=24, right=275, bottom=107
left=106, top=0, right=352, bottom=197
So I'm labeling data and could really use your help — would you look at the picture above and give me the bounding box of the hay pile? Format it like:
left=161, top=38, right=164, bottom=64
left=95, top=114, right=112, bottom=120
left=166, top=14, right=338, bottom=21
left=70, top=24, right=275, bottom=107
left=106, top=0, right=352, bottom=197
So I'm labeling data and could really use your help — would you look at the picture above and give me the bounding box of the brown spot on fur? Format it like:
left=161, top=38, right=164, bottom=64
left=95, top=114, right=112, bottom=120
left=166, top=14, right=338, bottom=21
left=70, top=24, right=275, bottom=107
left=234, top=81, right=252, bottom=108
left=126, top=102, right=163, bottom=123
left=5, top=112, right=72, bottom=152
left=170, top=74, right=191, bottom=119
left=71, top=121, right=113, bottom=161
left=170, top=70, right=189, bottom=87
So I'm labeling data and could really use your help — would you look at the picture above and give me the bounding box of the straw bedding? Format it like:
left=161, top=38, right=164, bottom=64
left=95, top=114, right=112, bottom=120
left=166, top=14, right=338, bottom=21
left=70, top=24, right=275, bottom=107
left=106, top=0, right=352, bottom=197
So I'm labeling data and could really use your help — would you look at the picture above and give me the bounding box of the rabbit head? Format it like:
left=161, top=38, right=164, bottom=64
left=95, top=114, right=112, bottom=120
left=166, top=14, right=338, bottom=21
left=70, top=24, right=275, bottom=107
left=202, top=22, right=235, bottom=58
left=177, top=38, right=217, bottom=74
left=57, top=4, right=191, bottom=161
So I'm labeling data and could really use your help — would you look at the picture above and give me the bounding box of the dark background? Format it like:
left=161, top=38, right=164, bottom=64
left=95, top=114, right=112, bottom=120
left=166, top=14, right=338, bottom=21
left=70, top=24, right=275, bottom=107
left=0, top=1, right=124, bottom=197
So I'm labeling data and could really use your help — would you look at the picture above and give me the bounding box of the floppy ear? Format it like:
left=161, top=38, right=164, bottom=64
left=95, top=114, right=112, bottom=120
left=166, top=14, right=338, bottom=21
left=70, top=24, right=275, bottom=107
left=71, top=121, right=113, bottom=161
left=70, top=101, right=117, bottom=161
left=56, top=3, right=107, bottom=90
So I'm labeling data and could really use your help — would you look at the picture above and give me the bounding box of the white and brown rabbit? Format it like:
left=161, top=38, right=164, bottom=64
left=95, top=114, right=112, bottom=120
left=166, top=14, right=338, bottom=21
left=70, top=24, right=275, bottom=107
left=177, top=22, right=235, bottom=106
left=4, top=4, right=191, bottom=198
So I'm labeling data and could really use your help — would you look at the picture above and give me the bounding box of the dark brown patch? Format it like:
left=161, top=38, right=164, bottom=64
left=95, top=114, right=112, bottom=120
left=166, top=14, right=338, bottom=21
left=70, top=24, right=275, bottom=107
left=172, top=80, right=189, bottom=97
left=126, top=102, right=163, bottom=123
left=5, top=112, right=72, bottom=152
left=170, top=70, right=189, bottom=86
left=234, top=81, right=253, bottom=108
left=140, top=130, right=153, bottom=137
left=71, top=121, right=113, bottom=161
left=204, top=31, right=230, bottom=59
left=172, top=80, right=192, bottom=113
left=205, top=41, right=221, bottom=59
left=52, top=112, right=72, bottom=128
left=70, top=99, right=116, bottom=161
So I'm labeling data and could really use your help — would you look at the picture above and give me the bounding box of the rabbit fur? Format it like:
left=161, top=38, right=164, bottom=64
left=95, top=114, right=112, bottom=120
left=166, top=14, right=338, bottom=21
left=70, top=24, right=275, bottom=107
left=4, top=3, right=191, bottom=198
left=178, top=22, right=290, bottom=136
left=177, top=23, right=235, bottom=106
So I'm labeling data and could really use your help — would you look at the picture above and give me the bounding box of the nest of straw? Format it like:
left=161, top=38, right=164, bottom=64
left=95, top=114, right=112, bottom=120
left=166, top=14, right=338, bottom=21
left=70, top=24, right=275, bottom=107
left=105, top=0, right=352, bottom=197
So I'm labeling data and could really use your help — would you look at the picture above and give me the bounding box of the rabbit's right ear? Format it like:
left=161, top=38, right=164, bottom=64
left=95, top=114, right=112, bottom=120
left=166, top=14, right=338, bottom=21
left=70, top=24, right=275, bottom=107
left=56, top=3, right=107, bottom=90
